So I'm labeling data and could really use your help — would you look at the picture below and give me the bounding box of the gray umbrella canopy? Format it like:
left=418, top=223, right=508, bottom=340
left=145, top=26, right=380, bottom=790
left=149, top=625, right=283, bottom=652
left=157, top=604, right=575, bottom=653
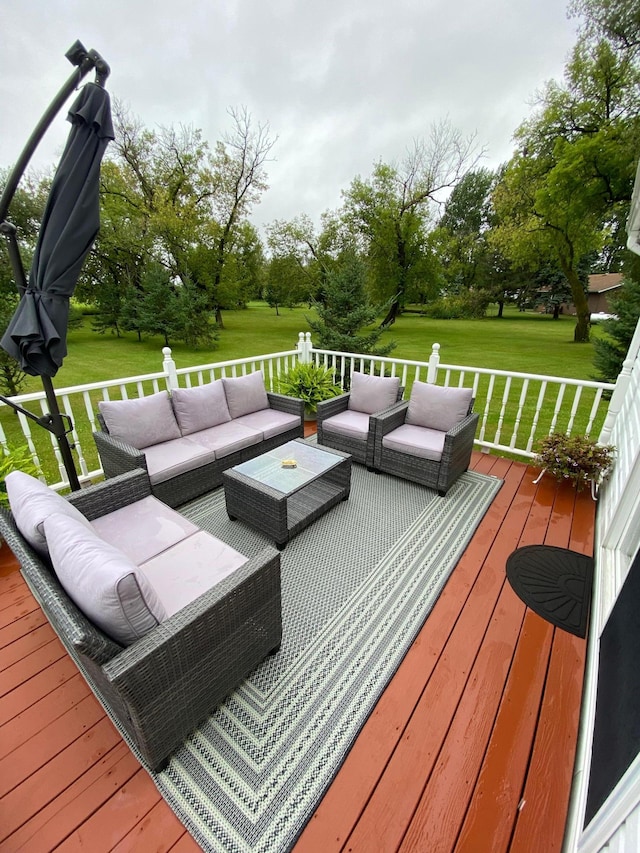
left=1, top=81, right=114, bottom=377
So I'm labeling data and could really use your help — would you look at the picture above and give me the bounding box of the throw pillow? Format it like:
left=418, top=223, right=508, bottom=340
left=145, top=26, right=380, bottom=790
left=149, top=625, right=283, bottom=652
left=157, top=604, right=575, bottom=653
left=171, top=379, right=231, bottom=435
left=99, top=391, right=181, bottom=449
left=348, top=372, right=401, bottom=415
left=5, top=470, right=93, bottom=556
left=406, top=382, right=473, bottom=433
left=44, top=513, right=167, bottom=646
left=223, top=371, right=269, bottom=419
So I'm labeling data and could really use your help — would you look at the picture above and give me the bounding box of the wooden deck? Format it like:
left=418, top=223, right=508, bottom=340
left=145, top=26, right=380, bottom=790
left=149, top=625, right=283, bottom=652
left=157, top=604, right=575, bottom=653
left=0, top=450, right=595, bottom=852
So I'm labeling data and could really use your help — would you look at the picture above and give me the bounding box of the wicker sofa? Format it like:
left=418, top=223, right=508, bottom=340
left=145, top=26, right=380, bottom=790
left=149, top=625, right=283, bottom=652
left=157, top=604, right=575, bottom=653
left=0, top=468, right=282, bottom=771
left=94, top=370, right=304, bottom=507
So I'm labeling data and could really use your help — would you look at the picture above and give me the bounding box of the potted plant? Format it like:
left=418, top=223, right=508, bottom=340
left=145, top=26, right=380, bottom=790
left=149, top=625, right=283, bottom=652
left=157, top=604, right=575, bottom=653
left=533, top=432, right=615, bottom=498
left=277, top=362, right=342, bottom=420
left=0, top=444, right=42, bottom=563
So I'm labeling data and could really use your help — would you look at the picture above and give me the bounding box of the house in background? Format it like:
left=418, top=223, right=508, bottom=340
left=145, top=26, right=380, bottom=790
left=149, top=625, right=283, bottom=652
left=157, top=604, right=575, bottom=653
left=585, top=273, right=623, bottom=315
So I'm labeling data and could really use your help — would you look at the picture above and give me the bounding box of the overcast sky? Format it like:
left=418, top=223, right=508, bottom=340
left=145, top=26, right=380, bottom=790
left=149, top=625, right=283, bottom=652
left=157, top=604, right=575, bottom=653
left=1, top=0, right=580, bottom=233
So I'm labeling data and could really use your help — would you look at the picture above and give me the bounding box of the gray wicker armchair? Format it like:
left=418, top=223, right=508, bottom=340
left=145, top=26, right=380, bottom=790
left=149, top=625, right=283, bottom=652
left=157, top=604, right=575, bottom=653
left=0, top=469, right=282, bottom=771
left=316, top=372, right=404, bottom=468
left=372, top=382, right=479, bottom=496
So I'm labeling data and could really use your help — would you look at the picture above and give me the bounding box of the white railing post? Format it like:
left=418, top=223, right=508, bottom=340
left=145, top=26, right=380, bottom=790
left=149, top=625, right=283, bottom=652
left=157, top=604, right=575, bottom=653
left=297, top=332, right=312, bottom=364
left=599, top=317, right=640, bottom=443
left=162, top=347, right=179, bottom=390
left=427, top=343, right=440, bottom=384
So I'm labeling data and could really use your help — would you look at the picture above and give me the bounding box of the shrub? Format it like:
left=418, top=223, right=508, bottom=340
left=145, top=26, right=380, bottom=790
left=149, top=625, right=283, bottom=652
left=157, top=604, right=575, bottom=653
left=277, top=362, right=342, bottom=415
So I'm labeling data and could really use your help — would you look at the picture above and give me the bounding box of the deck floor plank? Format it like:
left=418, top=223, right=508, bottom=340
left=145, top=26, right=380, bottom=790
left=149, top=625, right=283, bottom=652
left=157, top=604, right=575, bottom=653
left=0, top=456, right=596, bottom=852
left=341, top=466, right=538, bottom=852
left=294, top=456, right=526, bottom=851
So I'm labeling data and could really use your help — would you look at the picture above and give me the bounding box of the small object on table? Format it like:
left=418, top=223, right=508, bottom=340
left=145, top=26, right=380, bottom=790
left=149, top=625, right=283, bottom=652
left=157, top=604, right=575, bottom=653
left=281, top=459, right=297, bottom=468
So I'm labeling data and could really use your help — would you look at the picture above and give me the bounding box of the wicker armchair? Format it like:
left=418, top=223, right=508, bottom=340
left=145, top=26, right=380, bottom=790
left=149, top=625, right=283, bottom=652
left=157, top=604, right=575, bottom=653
left=0, top=469, right=282, bottom=771
left=316, top=372, right=404, bottom=468
left=372, top=382, right=478, bottom=496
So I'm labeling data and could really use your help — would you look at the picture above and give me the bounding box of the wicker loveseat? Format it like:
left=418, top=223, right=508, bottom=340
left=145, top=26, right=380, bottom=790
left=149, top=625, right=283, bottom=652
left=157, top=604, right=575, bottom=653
left=0, top=468, right=282, bottom=771
left=94, top=370, right=304, bottom=507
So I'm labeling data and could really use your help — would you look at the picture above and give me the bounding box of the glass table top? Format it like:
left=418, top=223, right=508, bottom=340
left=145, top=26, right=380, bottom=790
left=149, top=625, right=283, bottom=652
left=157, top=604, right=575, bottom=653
left=231, top=440, right=341, bottom=496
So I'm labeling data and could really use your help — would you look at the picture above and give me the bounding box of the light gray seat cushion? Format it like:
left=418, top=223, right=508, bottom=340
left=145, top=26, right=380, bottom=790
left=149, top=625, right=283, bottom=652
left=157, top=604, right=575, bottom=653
left=406, top=382, right=473, bottom=432
left=171, top=379, right=231, bottom=435
left=99, top=391, right=181, bottom=449
left=322, top=409, right=371, bottom=441
left=348, top=372, right=401, bottom=414
left=223, top=371, right=269, bottom=418
left=382, top=423, right=446, bottom=462
left=140, top=531, right=249, bottom=618
left=91, top=495, right=200, bottom=564
left=184, top=421, right=262, bottom=459
left=141, top=437, right=217, bottom=485
left=234, top=409, right=301, bottom=440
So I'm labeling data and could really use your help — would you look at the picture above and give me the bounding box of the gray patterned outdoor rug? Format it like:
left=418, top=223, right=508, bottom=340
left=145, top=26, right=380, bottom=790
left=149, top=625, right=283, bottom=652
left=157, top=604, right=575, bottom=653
left=153, top=462, right=502, bottom=852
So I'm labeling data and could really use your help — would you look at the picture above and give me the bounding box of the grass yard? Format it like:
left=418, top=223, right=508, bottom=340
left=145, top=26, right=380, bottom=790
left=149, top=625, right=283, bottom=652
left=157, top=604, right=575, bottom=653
left=16, top=302, right=603, bottom=395
left=1, top=302, right=611, bottom=485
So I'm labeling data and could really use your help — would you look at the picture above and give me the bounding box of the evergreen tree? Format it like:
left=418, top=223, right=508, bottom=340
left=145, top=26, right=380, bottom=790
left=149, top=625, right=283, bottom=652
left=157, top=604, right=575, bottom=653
left=307, top=255, right=396, bottom=356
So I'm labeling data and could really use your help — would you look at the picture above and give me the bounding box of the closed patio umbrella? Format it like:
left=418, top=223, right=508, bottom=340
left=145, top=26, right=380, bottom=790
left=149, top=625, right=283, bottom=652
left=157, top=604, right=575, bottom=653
left=0, top=42, right=112, bottom=489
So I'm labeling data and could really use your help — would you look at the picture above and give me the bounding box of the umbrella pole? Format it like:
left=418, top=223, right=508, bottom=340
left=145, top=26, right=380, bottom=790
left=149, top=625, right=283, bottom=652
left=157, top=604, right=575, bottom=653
left=41, top=376, right=81, bottom=491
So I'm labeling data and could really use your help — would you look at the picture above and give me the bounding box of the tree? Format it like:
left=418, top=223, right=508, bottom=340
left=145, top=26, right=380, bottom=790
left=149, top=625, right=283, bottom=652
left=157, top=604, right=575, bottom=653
left=307, top=255, right=396, bottom=356
left=342, top=123, right=480, bottom=326
left=207, top=107, right=276, bottom=326
left=491, top=22, right=640, bottom=342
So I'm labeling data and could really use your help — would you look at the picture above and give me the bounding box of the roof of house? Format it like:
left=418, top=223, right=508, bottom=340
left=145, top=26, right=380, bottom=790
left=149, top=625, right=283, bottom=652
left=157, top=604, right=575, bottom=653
left=588, top=273, right=623, bottom=294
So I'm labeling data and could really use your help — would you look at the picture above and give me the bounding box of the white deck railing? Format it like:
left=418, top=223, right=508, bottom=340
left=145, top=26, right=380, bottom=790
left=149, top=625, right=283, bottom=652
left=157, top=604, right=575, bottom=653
left=0, top=332, right=616, bottom=491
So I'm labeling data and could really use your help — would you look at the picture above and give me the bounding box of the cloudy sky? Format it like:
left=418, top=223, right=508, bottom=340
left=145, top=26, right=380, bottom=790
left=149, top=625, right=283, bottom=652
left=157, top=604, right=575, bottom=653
left=1, top=0, right=580, bottom=232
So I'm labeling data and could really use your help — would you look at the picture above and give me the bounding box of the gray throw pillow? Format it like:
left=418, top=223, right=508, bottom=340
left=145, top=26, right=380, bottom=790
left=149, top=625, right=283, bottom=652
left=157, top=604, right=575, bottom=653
left=223, top=371, right=269, bottom=419
left=5, top=470, right=93, bottom=556
left=99, top=391, right=181, bottom=449
left=44, top=513, right=167, bottom=646
left=171, top=379, right=231, bottom=435
left=406, top=382, right=473, bottom=433
left=348, top=372, right=401, bottom=415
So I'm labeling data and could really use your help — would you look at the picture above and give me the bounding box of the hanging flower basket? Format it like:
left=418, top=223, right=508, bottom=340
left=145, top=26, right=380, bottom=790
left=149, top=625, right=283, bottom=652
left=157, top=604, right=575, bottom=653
left=533, top=432, right=615, bottom=498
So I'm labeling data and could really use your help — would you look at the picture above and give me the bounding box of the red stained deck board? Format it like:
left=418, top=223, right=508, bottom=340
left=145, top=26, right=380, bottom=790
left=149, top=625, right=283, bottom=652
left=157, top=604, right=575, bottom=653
left=341, top=470, right=539, bottom=852
left=0, top=673, right=90, bottom=759
left=0, top=621, right=57, bottom=670
left=398, top=582, right=529, bottom=853
left=54, top=767, right=161, bottom=852
left=0, top=637, right=67, bottom=698
left=111, top=799, right=192, bottom=853
left=0, top=717, right=122, bottom=843
left=0, top=655, right=80, bottom=724
left=294, top=455, right=526, bottom=852
left=0, top=744, right=138, bottom=853
left=453, top=609, right=554, bottom=853
left=0, top=695, right=106, bottom=798
left=0, top=607, right=47, bottom=649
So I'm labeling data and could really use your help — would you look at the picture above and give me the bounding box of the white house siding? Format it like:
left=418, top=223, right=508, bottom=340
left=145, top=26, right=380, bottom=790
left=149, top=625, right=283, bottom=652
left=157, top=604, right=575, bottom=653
left=564, top=318, right=640, bottom=853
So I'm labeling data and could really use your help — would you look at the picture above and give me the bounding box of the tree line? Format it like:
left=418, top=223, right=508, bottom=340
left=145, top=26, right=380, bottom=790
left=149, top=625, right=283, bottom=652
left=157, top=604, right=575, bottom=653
left=1, top=0, right=640, bottom=397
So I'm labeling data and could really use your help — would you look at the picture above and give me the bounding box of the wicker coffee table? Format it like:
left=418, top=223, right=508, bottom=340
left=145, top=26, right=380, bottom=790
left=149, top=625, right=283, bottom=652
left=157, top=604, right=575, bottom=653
left=222, top=439, right=351, bottom=548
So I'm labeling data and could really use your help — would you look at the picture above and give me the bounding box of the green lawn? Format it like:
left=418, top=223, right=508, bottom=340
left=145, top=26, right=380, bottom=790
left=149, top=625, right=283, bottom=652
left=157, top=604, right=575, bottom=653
left=2, top=302, right=610, bottom=484
left=17, top=302, right=603, bottom=395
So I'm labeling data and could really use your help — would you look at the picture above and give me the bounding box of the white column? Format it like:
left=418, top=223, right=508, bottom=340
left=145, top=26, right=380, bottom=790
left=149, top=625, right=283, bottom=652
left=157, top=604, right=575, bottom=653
left=427, top=343, right=440, bottom=384
left=162, top=347, right=179, bottom=390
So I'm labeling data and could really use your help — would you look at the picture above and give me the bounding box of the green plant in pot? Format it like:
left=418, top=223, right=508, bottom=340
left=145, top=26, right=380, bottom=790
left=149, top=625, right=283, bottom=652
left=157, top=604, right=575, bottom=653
left=278, top=362, right=342, bottom=420
left=533, top=432, right=615, bottom=498
left=0, top=444, right=42, bottom=509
